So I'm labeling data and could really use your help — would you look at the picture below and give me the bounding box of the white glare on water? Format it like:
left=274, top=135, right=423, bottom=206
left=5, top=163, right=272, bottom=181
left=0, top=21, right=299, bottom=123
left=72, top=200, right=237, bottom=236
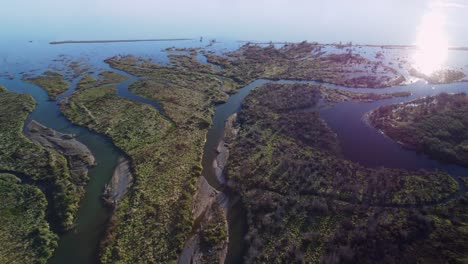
left=413, top=2, right=449, bottom=75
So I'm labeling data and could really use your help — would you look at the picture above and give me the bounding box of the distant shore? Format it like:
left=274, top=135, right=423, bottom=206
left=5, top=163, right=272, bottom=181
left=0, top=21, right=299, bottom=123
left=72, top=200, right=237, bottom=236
left=238, top=40, right=468, bottom=51
left=50, top=38, right=193, bottom=45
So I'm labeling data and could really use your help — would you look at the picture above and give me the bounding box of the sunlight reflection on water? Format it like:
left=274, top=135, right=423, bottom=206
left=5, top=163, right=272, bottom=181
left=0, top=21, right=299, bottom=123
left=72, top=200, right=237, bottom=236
left=413, top=1, right=449, bottom=75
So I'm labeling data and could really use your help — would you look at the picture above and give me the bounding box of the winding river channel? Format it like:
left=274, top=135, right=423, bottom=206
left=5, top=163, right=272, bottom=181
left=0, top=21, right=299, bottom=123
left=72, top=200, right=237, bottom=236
left=0, top=41, right=467, bottom=264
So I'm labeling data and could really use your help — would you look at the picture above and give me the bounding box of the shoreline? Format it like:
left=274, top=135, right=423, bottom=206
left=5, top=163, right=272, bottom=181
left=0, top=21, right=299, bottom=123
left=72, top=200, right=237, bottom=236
left=102, top=157, right=133, bottom=206
left=50, top=38, right=193, bottom=45
left=237, top=41, right=468, bottom=51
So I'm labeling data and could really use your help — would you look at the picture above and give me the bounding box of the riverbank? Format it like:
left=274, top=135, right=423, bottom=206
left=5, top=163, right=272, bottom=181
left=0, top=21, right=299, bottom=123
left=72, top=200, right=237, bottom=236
left=213, top=114, right=239, bottom=185
left=178, top=177, right=228, bottom=263
left=102, top=157, right=133, bottom=206
left=25, top=120, right=96, bottom=185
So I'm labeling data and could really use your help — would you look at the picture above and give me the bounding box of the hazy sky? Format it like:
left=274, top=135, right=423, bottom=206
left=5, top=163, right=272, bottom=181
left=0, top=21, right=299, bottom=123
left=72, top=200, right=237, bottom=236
left=2, top=0, right=467, bottom=45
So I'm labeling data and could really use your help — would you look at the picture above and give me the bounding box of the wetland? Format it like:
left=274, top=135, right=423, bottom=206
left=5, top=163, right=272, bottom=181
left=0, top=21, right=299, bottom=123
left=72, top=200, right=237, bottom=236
left=0, top=40, right=467, bottom=264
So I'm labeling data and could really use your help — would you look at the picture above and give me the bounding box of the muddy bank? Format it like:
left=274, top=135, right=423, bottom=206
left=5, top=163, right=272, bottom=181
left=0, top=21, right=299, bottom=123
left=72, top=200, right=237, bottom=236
left=25, top=120, right=95, bottom=184
left=178, top=115, right=241, bottom=263
left=103, top=157, right=133, bottom=206
left=213, top=114, right=239, bottom=185
left=179, top=177, right=228, bottom=264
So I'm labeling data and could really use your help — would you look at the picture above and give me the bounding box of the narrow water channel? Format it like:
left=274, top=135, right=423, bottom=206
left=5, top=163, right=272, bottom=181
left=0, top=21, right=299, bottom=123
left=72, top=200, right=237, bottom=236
left=0, top=64, right=166, bottom=263
left=201, top=79, right=270, bottom=264
left=318, top=81, right=468, bottom=179
left=0, top=74, right=123, bottom=264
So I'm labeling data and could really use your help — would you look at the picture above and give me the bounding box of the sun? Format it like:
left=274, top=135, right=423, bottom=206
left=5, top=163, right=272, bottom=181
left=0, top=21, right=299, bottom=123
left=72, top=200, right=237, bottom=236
left=413, top=3, right=449, bottom=75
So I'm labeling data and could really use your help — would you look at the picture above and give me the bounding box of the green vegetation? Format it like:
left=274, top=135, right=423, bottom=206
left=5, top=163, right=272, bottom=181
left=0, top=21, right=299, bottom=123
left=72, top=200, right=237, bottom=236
left=0, top=173, right=58, bottom=264
left=0, top=86, right=84, bottom=231
left=319, top=86, right=410, bottom=103
left=196, top=201, right=228, bottom=263
left=77, top=71, right=128, bottom=91
left=76, top=75, right=97, bottom=90
left=205, top=42, right=405, bottom=89
left=97, top=71, right=129, bottom=85
left=106, top=55, right=228, bottom=125
left=25, top=71, right=69, bottom=99
left=60, top=62, right=229, bottom=262
left=200, top=209, right=228, bottom=248
left=225, top=83, right=466, bottom=263
left=369, top=93, right=468, bottom=167
left=0, top=86, right=90, bottom=263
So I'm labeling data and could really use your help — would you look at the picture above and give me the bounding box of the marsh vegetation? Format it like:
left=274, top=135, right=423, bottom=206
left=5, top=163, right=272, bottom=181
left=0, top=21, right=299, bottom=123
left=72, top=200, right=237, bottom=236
left=225, top=83, right=466, bottom=263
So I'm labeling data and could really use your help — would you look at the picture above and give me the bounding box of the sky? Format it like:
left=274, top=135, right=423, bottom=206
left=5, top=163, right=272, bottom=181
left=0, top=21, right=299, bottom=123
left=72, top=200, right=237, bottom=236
left=2, top=0, right=467, bottom=45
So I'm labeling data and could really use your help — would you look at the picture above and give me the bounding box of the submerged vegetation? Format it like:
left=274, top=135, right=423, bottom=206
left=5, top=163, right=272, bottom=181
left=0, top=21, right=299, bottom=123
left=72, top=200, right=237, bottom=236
left=25, top=71, right=69, bottom=99
left=409, top=68, right=466, bottom=84
left=369, top=93, right=468, bottom=167
left=205, top=42, right=405, bottom=89
left=225, top=83, right=466, bottom=263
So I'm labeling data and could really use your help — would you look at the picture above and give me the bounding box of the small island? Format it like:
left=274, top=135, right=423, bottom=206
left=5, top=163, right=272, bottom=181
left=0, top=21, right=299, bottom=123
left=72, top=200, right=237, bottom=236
left=25, top=71, right=69, bottom=99
left=368, top=92, right=468, bottom=167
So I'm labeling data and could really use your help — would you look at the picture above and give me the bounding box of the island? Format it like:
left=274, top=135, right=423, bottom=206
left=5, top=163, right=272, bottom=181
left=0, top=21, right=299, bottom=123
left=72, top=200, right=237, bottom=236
left=25, top=71, right=69, bottom=99
left=368, top=92, right=468, bottom=167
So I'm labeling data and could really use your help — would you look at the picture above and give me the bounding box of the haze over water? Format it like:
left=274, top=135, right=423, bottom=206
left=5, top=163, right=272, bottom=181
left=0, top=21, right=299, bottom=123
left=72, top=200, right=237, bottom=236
left=2, top=0, right=467, bottom=46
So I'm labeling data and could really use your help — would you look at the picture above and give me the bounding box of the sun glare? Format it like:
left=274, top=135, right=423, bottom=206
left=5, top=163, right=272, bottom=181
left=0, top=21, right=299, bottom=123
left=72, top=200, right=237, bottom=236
left=413, top=2, right=449, bottom=75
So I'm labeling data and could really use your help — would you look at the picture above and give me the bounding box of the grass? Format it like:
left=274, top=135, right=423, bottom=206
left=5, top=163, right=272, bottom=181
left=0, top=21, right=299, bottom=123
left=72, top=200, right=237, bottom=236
left=0, top=85, right=88, bottom=263
left=60, top=63, right=229, bottom=262
left=369, top=93, right=468, bottom=167
left=225, top=83, right=466, bottom=263
left=0, top=173, right=58, bottom=264
left=77, top=71, right=128, bottom=91
left=76, top=75, right=97, bottom=90
left=25, top=71, right=69, bottom=99
left=97, top=71, right=129, bottom=85
left=205, top=42, right=405, bottom=89
left=0, top=86, right=84, bottom=231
